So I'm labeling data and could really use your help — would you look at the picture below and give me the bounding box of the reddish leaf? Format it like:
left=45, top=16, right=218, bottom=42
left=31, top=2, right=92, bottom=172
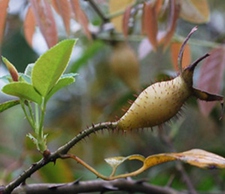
left=197, top=47, right=225, bottom=116
left=122, top=5, right=132, bottom=38
left=51, top=0, right=71, bottom=35
left=70, top=0, right=80, bottom=20
left=170, top=42, right=191, bottom=71
left=154, top=0, right=163, bottom=15
left=70, top=0, right=92, bottom=40
left=24, top=7, right=36, bottom=48
left=30, top=0, right=58, bottom=48
left=159, top=0, right=180, bottom=50
left=142, top=2, right=158, bottom=50
left=0, top=0, right=9, bottom=45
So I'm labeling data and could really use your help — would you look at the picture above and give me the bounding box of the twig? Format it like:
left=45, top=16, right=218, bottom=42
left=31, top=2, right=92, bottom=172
left=86, top=0, right=109, bottom=23
left=11, top=179, right=186, bottom=194
left=3, top=122, right=118, bottom=194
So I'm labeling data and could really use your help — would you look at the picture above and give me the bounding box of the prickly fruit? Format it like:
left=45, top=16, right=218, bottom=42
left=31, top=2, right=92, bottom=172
left=117, top=54, right=223, bottom=130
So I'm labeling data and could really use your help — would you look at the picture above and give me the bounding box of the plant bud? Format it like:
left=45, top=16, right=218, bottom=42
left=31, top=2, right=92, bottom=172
left=117, top=54, right=223, bottom=130
left=109, top=42, right=140, bottom=92
left=2, top=57, right=19, bottom=82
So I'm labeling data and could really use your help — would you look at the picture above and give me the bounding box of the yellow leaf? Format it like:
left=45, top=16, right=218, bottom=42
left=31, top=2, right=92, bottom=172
left=179, top=0, right=210, bottom=24
left=109, top=0, right=134, bottom=32
left=144, top=154, right=176, bottom=169
left=172, top=149, right=225, bottom=169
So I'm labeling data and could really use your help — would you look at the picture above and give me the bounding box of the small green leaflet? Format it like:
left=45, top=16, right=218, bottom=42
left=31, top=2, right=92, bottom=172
left=2, top=82, right=42, bottom=104
left=32, top=39, right=77, bottom=97
left=0, top=100, right=20, bottom=112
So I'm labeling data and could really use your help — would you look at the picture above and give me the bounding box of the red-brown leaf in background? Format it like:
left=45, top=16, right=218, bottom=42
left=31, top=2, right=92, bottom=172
left=170, top=42, right=191, bottom=71
left=24, top=7, right=36, bottom=48
left=122, top=5, right=132, bottom=38
left=159, top=0, right=180, bottom=50
left=30, top=0, right=58, bottom=48
left=142, top=2, right=158, bottom=50
left=70, top=0, right=92, bottom=40
left=154, top=0, right=163, bottom=15
left=51, top=0, right=71, bottom=35
left=0, top=0, right=9, bottom=46
left=197, top=47, right=225, bottom=116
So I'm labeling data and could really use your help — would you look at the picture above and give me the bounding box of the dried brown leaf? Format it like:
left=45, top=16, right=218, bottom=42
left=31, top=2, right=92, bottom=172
left=172, top=149, right=225, bottom=169
left=24, top=7, right=36, bottom=47
left=122, top=5, right=132, bottom=38
left=70, top=0, right=80, bottom=20
left=30, top=0, right=58, bottom=48
left=51, top=0, right=71, bottom=35
left=154, top=0, right=163, bottom=15
left=179, top=0, right=210, bottom=24
left=197, top=47, right=225, bottom=116
left=142, top=2, right=158, bottom=50
left=0, top=0, right=9, bottom=45
left=170, top=42, right=191, bottom=71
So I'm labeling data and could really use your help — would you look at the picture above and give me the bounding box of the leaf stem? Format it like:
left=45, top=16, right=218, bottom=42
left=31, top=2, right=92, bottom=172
left=20, top=100, right=35, bottom=130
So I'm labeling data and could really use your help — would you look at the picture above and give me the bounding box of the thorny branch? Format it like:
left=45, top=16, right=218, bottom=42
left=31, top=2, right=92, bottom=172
left=2, top=122, right=118, bottom=194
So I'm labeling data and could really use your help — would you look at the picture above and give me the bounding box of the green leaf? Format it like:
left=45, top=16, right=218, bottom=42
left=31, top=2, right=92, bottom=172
left=24, top=63, right=35, bottom=77
left=46, top=76, right=76, bottom=102
left=2, top=82, right=42, bottom=104
left=0, top=100, right=20, bottom=112
left=32, top=39, right=77, bottom=97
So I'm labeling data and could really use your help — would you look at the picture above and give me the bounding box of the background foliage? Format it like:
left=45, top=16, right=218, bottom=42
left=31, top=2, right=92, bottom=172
left=0, top=0, right=225, bottom=193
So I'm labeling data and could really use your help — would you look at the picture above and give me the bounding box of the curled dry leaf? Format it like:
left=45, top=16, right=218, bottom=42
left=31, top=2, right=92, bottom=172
left=172, top=149, right=225, bottom=169
left=179, top=0, right=210, bottom=24
left=197, top=47, right=225, bottom=116
left=73, top=148, right=225, bottom=180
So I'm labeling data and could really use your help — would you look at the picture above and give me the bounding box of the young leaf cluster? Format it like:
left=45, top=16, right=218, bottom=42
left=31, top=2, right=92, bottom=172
left=1, top=39, right=77, bottom=153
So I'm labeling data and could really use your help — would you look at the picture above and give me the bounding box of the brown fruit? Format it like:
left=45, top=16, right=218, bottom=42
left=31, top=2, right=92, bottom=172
left=109, top=42, right=140, bottom=92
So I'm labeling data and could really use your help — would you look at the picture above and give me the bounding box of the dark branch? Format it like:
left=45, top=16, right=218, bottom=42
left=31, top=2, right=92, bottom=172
left=11, top=179, right=187, bottom=194
left=3, top=122, right=118, bottom=194
left=86, top=0, right=109, bottom=23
